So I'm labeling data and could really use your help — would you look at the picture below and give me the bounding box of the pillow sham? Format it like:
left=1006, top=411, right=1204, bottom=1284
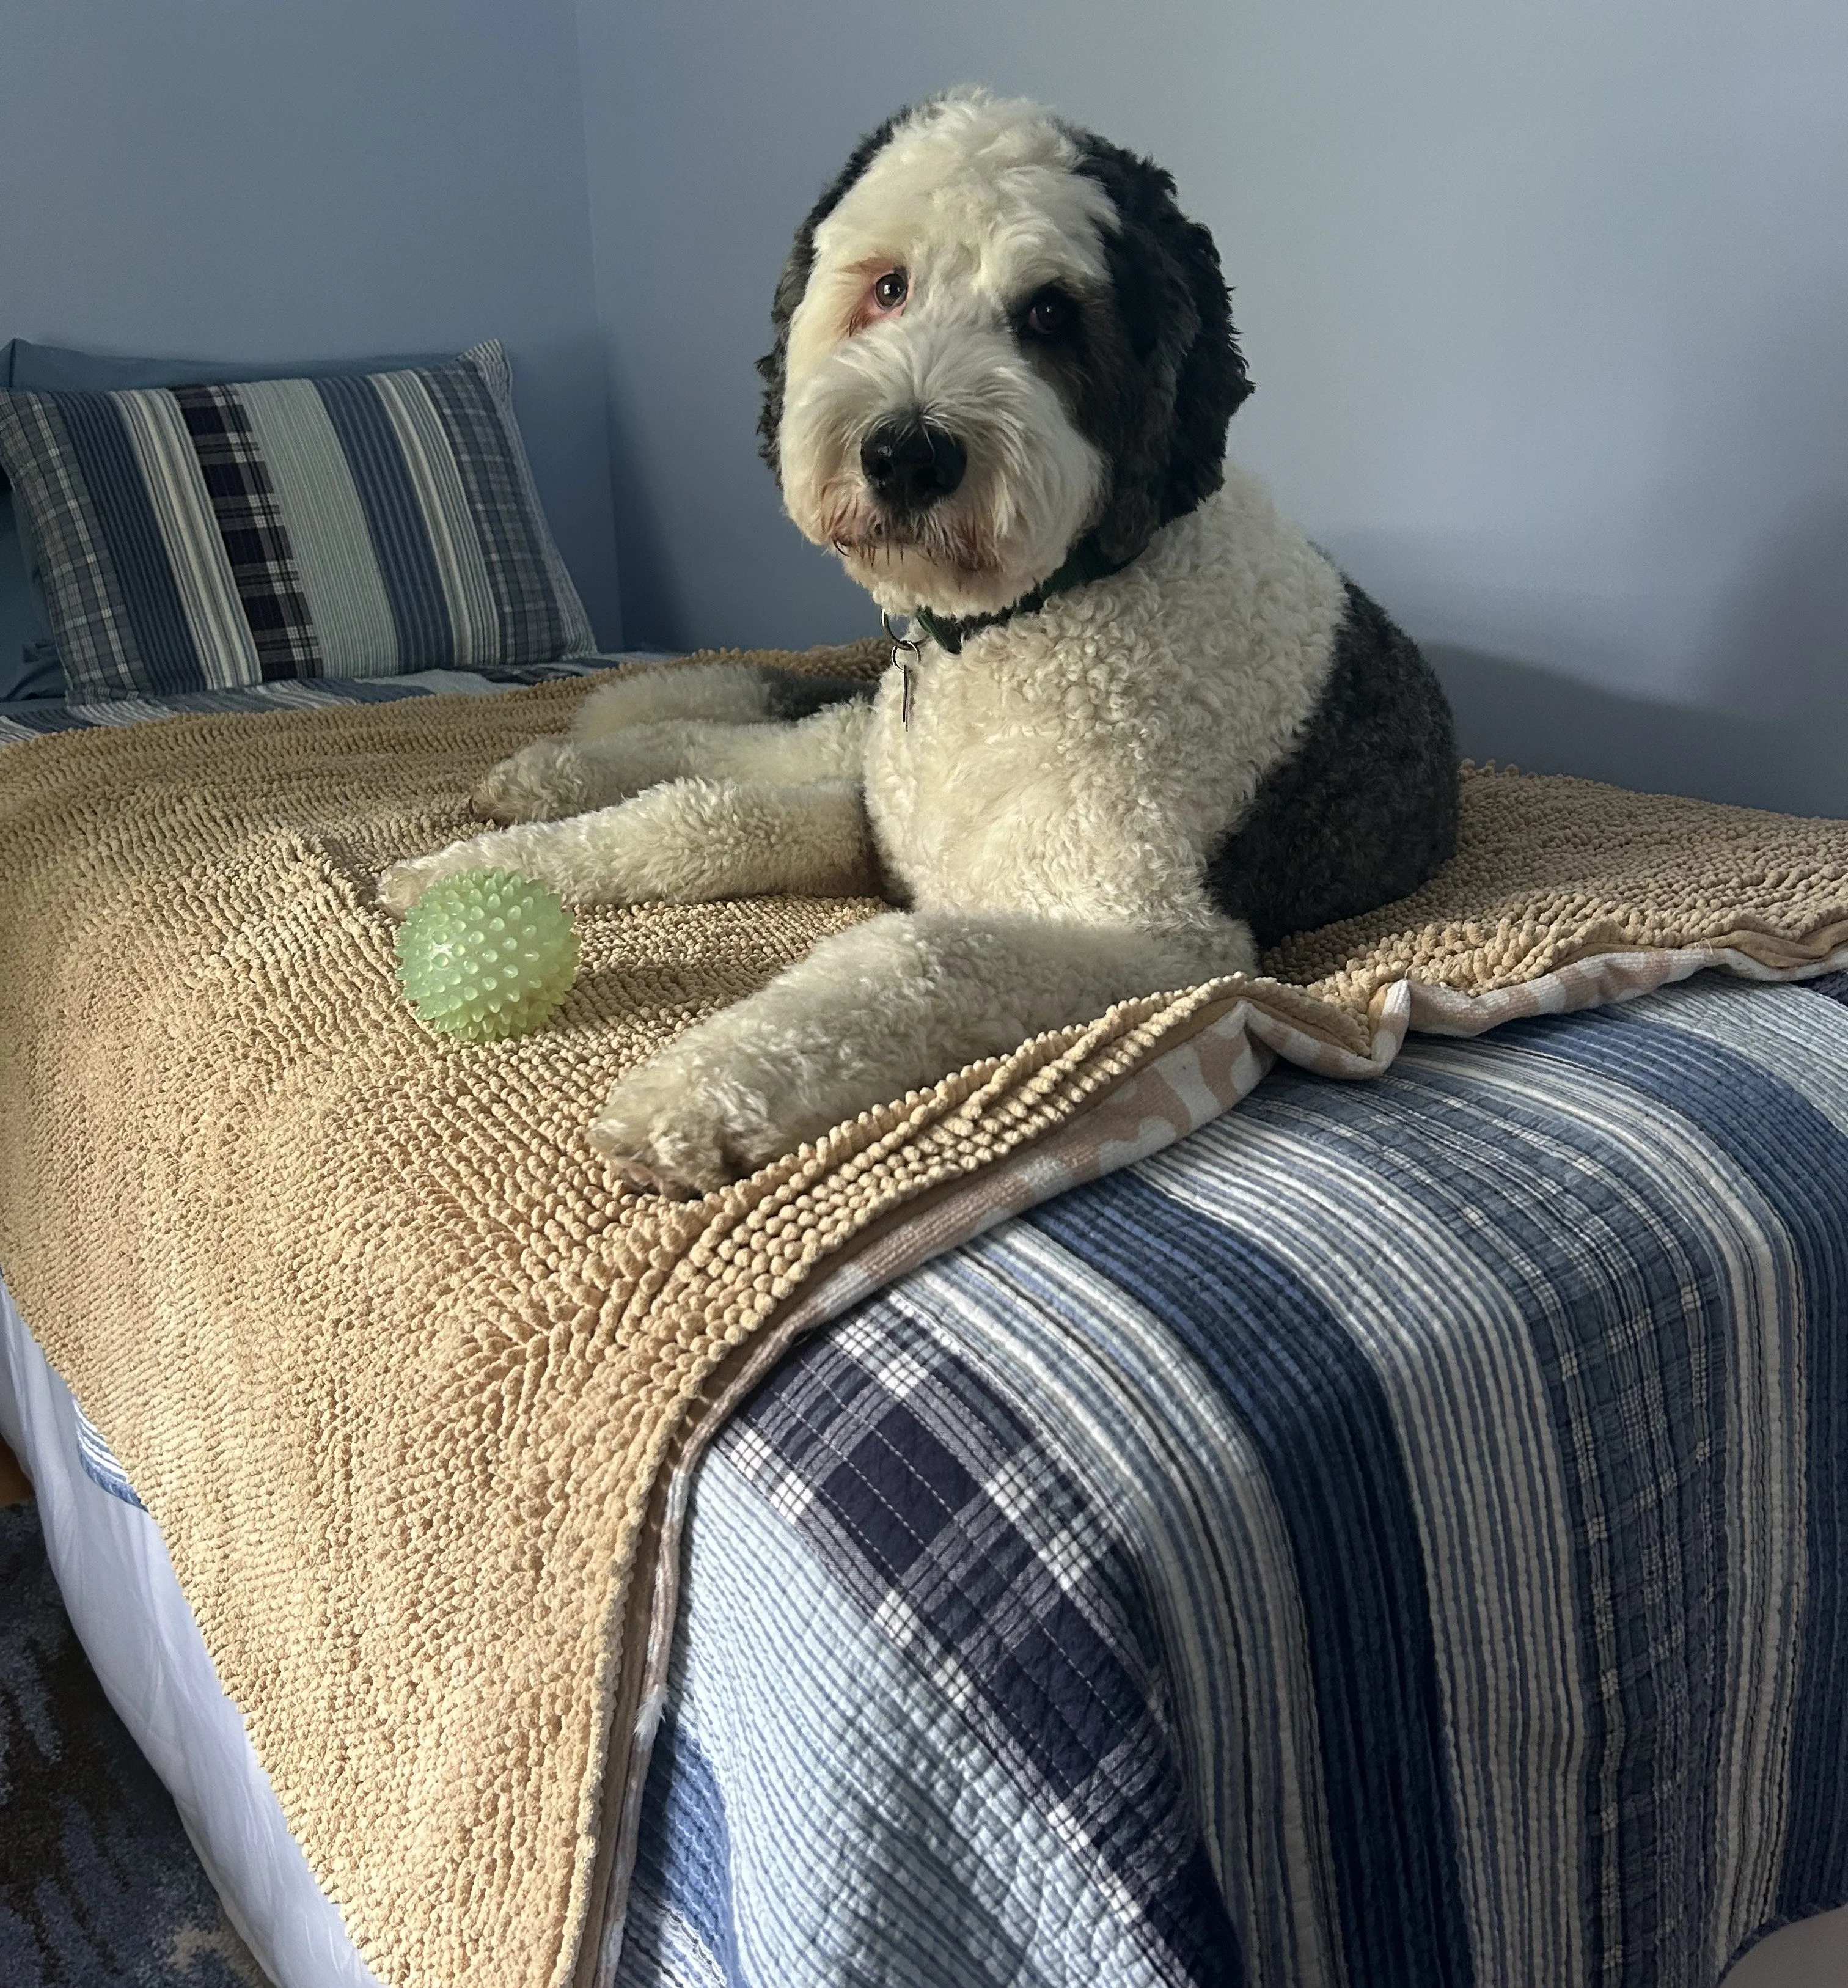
left=0, top=340, right=595, bottom=699
left=6, top=339, right=447, bottom=393
left=0, top=342, right=59, bottom=700
left=0, top=341, right=454, bottom=701
left=0, top=505, right=56, bottom=701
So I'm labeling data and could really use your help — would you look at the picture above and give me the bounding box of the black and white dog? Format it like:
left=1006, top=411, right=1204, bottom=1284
left=382, top=89, right=1458, bottom=1195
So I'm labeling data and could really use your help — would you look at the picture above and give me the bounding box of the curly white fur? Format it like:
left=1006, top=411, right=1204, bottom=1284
left=468, top=701, right=866, bottom=825
left=585, top=909, right=1255, bottom=1194
left=376, top=91, right=1368, bottom=1194
left=380, top=474, right=1343, bottom=1193
left=864, top=470, right=1343, bottom=920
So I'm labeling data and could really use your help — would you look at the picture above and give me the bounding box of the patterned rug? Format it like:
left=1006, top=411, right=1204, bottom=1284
left=0, top=1500, right=268, bottom=1986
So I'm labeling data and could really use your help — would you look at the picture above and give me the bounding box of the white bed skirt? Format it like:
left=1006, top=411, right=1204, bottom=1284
left=0, top=1274, right=380, bottom=1988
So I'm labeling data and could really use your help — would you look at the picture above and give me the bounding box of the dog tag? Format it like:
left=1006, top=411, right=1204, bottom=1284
left=882, top=611, right=922, bottom=728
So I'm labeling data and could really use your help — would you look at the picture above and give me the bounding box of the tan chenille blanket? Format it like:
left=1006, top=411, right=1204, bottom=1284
left=2, top=647, right=1846, bottom=1988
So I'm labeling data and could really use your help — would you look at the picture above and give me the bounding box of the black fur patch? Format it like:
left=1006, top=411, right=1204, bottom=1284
left=1205, top=584, right=1459, bottom=948
left=756, top=112, right=904, bottom=480
left=1062, top=130, right=1254, bottom=565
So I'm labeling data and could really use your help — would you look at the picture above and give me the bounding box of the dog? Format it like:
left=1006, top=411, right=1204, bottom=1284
left=380, top=87, right=1459, bottom=1196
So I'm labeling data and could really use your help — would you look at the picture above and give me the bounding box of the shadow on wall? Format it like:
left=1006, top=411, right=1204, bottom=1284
left=600, top=342, right=686, bottom=653
left=1698, top=491, right=1848, bottom=735
left=1431, top=639, right=1846, bottom=820
left=1431, top=490, right=1848, bottom=820
left=1423, top=356, right=1836, bottom=815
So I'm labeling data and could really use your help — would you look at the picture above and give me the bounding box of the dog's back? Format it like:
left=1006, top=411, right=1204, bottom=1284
left=1205, top=579, right=1458, bottom=947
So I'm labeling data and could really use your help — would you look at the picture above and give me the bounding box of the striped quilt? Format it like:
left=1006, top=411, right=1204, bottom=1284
left=618, top=974, right=1848, bottom=1988
left=0, top=661, right=612, bottom=747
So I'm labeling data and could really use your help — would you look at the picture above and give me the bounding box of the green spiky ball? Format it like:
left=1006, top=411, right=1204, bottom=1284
left=394, top=868, right=579, bottom=1041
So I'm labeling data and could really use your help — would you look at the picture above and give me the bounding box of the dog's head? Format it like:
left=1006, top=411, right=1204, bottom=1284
left=758, top=88, right=1252, bottom=620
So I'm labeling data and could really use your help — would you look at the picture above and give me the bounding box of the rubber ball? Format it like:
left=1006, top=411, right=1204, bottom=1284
left=394, top=868, right=580, bottom=1041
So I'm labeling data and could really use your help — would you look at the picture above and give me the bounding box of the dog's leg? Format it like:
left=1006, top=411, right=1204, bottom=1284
left=576, top=662, right=794, bottom=733
left=471, top=700, right=871, bottom=824
left=590, top=909, right=1256, bottom=1195
left=379, top=778, right=875, bottom=914
left=573, top=662, right=874, bottom=736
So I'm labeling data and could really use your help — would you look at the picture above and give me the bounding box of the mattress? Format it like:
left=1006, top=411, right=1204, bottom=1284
left=6, top=677, right=1848, bottom=1986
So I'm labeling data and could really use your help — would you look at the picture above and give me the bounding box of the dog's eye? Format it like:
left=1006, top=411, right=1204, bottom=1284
left=1021, top=287, right=1075, bottom=340
left=872, top=270, right=908, bottom=310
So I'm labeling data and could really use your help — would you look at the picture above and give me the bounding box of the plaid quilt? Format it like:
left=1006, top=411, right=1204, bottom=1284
left=620, top=973, right=1848, bottom=1988
left=0, top=660, right=612, bottom=747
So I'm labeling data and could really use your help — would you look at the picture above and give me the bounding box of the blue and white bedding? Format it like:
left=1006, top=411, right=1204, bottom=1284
left=0, top=658, right=617, bottom=746
left=4, top=681, right=1847, bottom=1988
left=615, top=974, right=1848, bottom=1988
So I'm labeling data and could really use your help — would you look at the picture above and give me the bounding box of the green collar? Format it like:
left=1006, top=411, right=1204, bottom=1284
left=908, top=534, right=1137, bottom=655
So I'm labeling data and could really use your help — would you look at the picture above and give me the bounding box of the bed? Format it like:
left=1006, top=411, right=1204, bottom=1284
left=4, top=671, right=1848, bottom=1988
left=6, top=335, right=1848, bottom=1986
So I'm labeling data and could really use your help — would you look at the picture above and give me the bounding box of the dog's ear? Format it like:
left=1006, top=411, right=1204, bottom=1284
left=756, top=112, right=905, bottom=483
left=1070, top=134, right=1252, bottom=554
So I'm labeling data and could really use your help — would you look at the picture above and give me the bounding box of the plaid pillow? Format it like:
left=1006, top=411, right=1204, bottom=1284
left=0, top=341, right=596, bottom=699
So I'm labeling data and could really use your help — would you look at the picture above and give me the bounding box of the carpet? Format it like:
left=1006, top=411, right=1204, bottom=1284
left=0, top=1500, right=268, bottom=1986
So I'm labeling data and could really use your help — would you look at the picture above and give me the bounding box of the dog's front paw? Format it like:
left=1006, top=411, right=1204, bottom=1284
left=588, top=1057, right=777, bottom=1198
left=470, top=739, right=595, bottom=824
left=379, top=853, right=452, bottom=915
left=378, top=835, right=504, bottom=915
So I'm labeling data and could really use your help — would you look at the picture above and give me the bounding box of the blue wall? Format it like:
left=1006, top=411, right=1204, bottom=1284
left=0, top=0, right=622, bottom=644
left=573, top=0, right=1848, bottom=814
left=6, top=2, right=1844, bottom=812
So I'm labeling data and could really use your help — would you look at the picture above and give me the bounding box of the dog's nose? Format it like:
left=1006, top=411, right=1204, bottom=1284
left=860, top=419, right=967, bottom=510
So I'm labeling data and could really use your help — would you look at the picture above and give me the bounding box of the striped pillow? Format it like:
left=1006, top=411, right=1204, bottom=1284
left=0, top=341, right=596, bottom=699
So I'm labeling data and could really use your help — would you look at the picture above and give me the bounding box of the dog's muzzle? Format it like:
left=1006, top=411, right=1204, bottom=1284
left=860, top=417, right=967, bottom=513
